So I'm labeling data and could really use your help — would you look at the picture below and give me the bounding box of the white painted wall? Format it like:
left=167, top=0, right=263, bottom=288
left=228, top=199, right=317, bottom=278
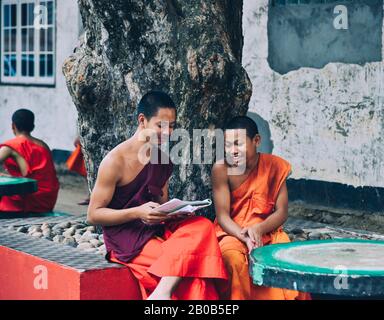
left=0, top=0, right=79, bottom=151
left=243, top=0, right=384, bottom=188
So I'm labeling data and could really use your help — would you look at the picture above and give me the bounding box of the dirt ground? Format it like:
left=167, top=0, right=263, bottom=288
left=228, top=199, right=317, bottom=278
left=289, top=202, right=384, bottom=235
left=54, top=168, right=384, bottom=236
left=54, top=167, right=89, bottom=216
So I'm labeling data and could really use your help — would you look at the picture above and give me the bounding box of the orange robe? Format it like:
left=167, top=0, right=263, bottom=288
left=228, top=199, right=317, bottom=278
left=110, top=216, right=228, bottom=300
left=0, top=136, right=59, bottom=213
left=66, top=143, right=87, bottom=177
left=214, top=153, right=311, bottom=300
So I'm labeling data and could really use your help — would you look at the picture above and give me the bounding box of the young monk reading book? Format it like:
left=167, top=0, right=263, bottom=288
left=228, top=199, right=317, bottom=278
left=0, top=109, right=59, bottom=213
left=87, top=91, right=227, bottom=300
left=212, top=116, right=311, bottom=300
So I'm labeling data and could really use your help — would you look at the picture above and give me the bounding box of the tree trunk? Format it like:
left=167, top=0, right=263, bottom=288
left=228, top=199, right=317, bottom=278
left=63, top=0, right=252, bottom=217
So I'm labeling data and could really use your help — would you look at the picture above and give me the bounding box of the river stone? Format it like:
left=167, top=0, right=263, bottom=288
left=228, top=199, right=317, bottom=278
left=77, top=242, right=94, bottom=250
left=31, top=232, right=43, bottom=238
left=291, top=228, right=305, bottom=235
left=57, top=222, right=71, bottom=229
left=81, top=230, right=92, bottom=237
left=63, top=237, right=76, bottom=247
left=28, top=225, right=41, bottom=234
left=80, top=231, right=99, bottom=242
left=42, top=229, right=52, bottom=237
left=308, top=232, right=322, bottom=240
left=17, top=226, right=28, bottom=233
left=41, top=223, right=51, bottom=230
left=75, top=228, right=86, bottom=235
left=321, top=213, right=334, bottom=224
left=73, top=234, right=82, bottom=241
left=89, top=239, right=100, bottom=247
left=52, top=224, right=64, bottom=231
left=86, top=226, right=95, bottom=233
left=53, top=235, right=65, bottom=243
left=320, top=233, right=332, bottom=240
left=71, top=223, right=85, bottom=230
left=52, top=228, right=64, bottom=236
left=63, top=227, right=76, bottom=237
left=84, top=248, right=97, bottom=253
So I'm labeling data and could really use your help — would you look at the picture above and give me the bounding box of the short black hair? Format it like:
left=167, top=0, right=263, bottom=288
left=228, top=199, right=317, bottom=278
left=12, top=109, right=35, bottom=133
left=225, top=116, right=259, bottom=139
left=137, top=91, right=176, bottom=120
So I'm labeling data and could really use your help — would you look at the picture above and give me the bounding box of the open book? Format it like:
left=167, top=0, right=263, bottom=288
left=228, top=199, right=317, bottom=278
left=156, top=198, right=212, bottom=215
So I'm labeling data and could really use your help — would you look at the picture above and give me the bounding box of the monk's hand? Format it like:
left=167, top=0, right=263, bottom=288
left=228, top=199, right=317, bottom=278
left=138, top=202, right=168, bottom=225
left=243, top=236, right=256, bottom=254
left=0, top=172, right=11, bottom=177
left=241, top=225, right=263, bottom=250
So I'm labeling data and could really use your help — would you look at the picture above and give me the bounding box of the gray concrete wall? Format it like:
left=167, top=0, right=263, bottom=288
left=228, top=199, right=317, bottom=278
left=268, top=1, right=383, bottom=74
left=243, top=0, right=384, bottom=188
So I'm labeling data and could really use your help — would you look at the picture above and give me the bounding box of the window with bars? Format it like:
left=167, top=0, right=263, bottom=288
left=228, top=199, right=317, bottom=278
left=1, top=0, right=55, bottom=85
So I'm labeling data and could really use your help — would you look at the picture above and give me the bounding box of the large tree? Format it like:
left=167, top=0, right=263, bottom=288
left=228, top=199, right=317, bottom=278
left=63, top=0, right=252, bottom=215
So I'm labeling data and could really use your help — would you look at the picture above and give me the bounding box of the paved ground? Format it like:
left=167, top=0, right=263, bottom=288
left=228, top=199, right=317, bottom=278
left=54, top=167, right=89, bottom=216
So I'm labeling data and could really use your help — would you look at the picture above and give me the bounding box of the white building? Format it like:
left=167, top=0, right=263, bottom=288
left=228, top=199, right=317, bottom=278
left=0, top=0, right=80, bottom=152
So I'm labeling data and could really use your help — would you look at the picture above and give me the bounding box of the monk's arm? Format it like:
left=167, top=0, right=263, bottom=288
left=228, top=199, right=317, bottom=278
left=87, top=158, right=141, bottom=226
left=88, top=157, right=167, bottom=226
left=0, top=147, right=14, bottom=176
left=0, top=146, right=29, bottom=176
left=212, top=163, right=248, bottom=242
left=254, top=181, right=289, bottom=235
left=0, top=146, right=12, bottom=164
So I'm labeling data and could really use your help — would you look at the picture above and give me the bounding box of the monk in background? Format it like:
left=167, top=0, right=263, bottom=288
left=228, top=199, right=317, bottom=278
left=66, top=136, right=87, bottom=178
left=87, top=91, right=227, bottom=300
left=66, top=136, right=90, bottom=205
left=212, top=116, right=310, bottom=300
left=0, top=109, right=59, bottom=213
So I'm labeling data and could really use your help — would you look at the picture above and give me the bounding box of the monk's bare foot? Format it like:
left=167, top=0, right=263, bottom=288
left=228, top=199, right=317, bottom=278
left=146, top=291, right=171, bottom=300
left=147, top=276, right=181, bottom=300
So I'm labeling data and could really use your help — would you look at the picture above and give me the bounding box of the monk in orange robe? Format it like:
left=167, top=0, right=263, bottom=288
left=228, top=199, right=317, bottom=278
left=0, top=109, right=59, bottom=213
left=88, top=91, right=227, bottom=300
left=66, top=137, right=87, bottom=177
left=66, top=137, right=89, bottom=205
left=212, top=116, right=311, bottom=300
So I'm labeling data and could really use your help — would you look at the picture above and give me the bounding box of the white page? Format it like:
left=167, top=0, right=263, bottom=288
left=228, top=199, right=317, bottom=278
left=156, top=198, right=212, bottom=215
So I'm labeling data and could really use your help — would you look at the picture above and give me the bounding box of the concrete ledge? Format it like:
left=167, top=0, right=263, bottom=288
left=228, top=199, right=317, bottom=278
left=0, top=228, right=142, bottom=300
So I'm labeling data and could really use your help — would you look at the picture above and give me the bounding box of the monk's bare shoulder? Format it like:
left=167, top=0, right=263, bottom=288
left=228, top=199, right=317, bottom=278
left=41, top=141, right=51, bottom=151
left=0, top=146, right=12, bottom=161
left=212, top=161, right=229, bottom=182
left=29, top=136, right=51, bottom=151
left=98, top=151, right=124, bottom=185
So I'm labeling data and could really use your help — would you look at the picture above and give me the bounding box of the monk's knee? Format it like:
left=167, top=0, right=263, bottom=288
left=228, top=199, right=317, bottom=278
left=222, top=250, right=247, bottom=272
left=188, top=216, right=215, bottom=233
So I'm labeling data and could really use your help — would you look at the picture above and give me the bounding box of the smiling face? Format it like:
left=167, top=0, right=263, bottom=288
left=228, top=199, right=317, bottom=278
left=138, top=107, right=177, bottom=145
left=224, top=129, right=261, bottom=168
